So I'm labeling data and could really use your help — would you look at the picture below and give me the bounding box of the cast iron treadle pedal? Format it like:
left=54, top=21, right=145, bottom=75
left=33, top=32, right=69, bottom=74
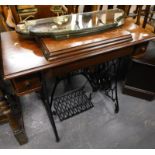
left=53, top=87, right=94, bottom=121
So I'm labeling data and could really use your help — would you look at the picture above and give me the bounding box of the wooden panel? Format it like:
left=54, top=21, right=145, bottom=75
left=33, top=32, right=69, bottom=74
left=38, top=32, right=132, bottom=61
left=45, top=46, right=134, bottom=78
left=11, top=73, right=41, bottom=96
left=123, top=84, right=155, bottom=101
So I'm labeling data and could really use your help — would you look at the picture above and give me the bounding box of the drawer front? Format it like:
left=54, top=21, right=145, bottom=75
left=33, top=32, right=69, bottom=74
left=132, top=43, right=148, bottom=58
left=12, top=73, right=41, bottom=95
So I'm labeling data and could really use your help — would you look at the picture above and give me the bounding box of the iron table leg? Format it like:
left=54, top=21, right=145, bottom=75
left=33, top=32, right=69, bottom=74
left=41, top=74, right=60, bottom=142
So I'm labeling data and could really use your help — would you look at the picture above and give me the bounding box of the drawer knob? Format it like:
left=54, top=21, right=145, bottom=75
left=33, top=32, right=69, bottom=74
left=25, top=81, right=31, bottom=88
left=141, top=47, right=146, bottom=52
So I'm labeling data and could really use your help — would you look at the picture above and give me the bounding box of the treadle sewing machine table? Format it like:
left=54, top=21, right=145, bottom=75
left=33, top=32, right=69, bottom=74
left=1, top=19, right=155, bottom=144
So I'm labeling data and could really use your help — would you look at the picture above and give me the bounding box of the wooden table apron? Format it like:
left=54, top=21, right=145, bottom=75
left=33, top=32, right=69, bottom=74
left=1, top=19, right=155, bottom=143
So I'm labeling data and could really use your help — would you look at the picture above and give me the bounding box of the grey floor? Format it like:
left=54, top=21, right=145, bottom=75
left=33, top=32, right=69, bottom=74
left=0, top=74, right=155, bottom=149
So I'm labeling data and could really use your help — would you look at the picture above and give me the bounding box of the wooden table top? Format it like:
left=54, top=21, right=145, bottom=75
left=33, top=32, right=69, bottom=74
left=1, top=19, right=155, bottom=80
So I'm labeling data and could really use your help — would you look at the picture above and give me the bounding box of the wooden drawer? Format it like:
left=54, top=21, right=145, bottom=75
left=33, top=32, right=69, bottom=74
left=12, top=73, right=41, bottom=96
left=132, top=43, right=148, bottom=58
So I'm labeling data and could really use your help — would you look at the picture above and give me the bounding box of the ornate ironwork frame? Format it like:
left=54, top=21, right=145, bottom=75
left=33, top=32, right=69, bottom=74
left=40, top=58, right=121, bottom=142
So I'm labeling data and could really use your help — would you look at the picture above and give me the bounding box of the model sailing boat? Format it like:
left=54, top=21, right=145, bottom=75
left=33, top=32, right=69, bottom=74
left=16, top=9, right=125, bottom=40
